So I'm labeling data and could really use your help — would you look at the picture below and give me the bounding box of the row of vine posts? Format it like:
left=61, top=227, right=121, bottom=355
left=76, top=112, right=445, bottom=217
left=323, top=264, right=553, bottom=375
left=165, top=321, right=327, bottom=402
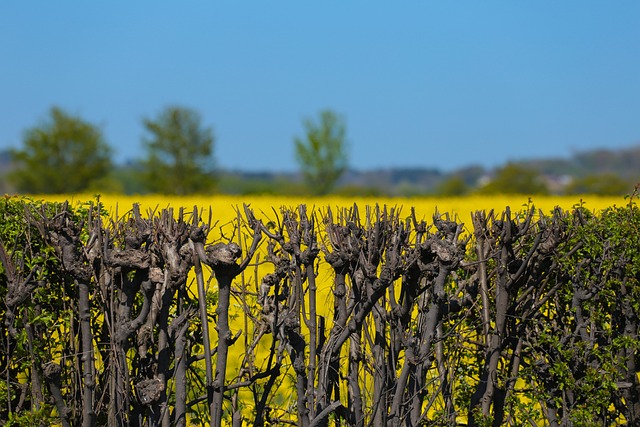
left=1, top=195, right=640, bottom=426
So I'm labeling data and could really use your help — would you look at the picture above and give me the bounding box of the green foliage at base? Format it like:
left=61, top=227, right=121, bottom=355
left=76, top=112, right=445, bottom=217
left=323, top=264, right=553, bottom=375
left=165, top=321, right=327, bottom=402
left=2, top=193, right=640, bottom=425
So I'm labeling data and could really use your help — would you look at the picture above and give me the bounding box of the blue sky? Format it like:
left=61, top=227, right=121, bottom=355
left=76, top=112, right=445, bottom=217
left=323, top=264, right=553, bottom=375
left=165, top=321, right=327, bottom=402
left=1, top=2, right=639, bottom=172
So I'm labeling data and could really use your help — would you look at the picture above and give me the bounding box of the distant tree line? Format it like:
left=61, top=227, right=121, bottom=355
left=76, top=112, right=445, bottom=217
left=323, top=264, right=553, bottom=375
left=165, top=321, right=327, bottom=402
left=2, top=106, right=349, bottom=196
left=2, top=195, right=640, bottom=426
left=7, top=106, right=218, bottom=195
left=436, top=163, right=632, bottom=197
left=1, top=104, right=637, bottom=196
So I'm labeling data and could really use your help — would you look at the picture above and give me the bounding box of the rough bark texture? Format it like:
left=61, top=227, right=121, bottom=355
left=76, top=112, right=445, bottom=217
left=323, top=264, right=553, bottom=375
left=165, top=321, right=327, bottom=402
left=2, top=198, right=640, bottom=426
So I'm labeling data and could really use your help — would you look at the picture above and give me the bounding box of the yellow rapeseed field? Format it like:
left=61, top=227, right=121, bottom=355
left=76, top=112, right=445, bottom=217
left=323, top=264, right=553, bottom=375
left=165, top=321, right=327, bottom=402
left=36, top=193, right=624, bottom=224
left=29, top=193, right=627, bottom=318
left=37, top=193, right=625, bottom=319
left=33, top=193, right=626, bottom=301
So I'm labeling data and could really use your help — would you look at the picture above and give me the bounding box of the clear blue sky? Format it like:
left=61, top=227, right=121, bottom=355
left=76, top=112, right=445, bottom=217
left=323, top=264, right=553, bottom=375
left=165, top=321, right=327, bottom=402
left=1, top=2, right=639, bottom=172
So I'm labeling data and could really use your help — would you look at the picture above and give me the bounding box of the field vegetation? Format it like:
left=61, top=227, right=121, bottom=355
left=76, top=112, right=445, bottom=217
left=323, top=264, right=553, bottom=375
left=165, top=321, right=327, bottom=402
left=3, top=105, right=639, bottom=198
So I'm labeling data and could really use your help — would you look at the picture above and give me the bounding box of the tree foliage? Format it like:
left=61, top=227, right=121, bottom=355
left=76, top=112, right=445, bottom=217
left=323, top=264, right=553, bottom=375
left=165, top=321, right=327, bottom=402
left=565, top=172, right=631, bottom=195
left=479, top=163, right=549, bottom=195
left=10, top=107, right=112, bottom=193
left=141, top=106, right=216, bottom=194
left=294, top=110, right=349, bottom=195
left=435, top=174, right=470, bottom=196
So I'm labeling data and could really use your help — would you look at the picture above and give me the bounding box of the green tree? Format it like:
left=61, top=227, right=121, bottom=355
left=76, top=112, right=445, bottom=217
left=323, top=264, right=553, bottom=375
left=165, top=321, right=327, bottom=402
left=10, top=107, right=112, bottom=193
left=478, top=163, right=549, bottom=195
left=564, top=173, right=630, bottom=195
left=435, top=175, right=470, bottom=196
left=294, top=110, right=349, bottom=195
left=141, top=106, right=216, bottom=195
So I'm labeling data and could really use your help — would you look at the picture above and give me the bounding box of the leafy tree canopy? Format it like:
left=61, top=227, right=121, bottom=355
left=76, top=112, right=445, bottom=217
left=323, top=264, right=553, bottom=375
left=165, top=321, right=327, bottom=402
left=478, top=163, right=549, bottom=195
left=565, top=173, right=631, bottom=195
left=435, top=175, right=469, bottom=196
left=294, top=110, right=349, bottom=195
left=10, top=107, right=112, bottom=194
left=141, top=106, right=216, bottom=195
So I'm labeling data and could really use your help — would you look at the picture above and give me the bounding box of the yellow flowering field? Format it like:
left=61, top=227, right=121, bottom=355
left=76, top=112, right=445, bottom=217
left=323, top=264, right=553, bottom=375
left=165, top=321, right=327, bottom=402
left=37, top=193, right=624, bottom=224
left=33, top=192, right=626, bottom=307
left=30, top=193, right=626, bottom=309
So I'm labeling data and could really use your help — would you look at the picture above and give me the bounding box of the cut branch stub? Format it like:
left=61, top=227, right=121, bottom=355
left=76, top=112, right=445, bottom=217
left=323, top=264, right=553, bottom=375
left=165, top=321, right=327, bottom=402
left=205, top=242, right=243, bottom=276
left=324, top=251, right=352, bottom=275
left=107, top=248, right=150, bottom=270
left=42, top=361, right=62, bottom=383
left=135, top=377, right=165, bottom=406
left=40, top=208, right=92, bottom=282
left=429, top=240, right=459, bottom=265
left=1, top=238, right=40, bottom=336
left=189, top=224, right=208, bottom=245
